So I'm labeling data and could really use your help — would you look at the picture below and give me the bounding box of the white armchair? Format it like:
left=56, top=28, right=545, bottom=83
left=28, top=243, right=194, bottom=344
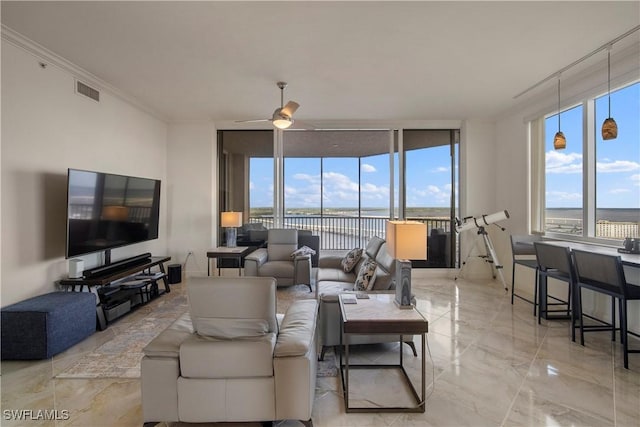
left=244, top=229, right=314, bottom=291
left=141, top=276, right=318, bottom=426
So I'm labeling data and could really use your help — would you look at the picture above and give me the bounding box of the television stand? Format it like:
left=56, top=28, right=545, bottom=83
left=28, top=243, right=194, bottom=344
left=59, top=256, right=171, bottom=330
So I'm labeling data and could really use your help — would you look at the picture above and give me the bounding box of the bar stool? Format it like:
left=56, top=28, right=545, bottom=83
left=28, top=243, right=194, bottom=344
left=573, top=249, right=640, bottom=369
left=533, top=242, right=574, bottom=331
left=510, top=235, right=542, bottom=315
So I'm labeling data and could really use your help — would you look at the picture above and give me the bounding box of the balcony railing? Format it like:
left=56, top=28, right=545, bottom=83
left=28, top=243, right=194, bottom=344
left=248, top=215, right=452, bottom=250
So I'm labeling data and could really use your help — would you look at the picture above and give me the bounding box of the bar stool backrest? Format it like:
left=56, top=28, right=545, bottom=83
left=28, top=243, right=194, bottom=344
left=534, top=242, right=574, bottom=275
left=572, top=249, right=627, bottom=296
left=510, top=235, right=541, bottom=259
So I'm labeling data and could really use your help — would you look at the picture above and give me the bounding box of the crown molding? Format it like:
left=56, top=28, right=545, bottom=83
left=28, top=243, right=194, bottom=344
left=2, top=24, right=168, bottom=123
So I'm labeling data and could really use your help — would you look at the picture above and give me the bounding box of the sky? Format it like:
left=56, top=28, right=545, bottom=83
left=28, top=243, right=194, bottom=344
left=545, top=81, right=640, bottom=209
left=249, top=144, right=456, bottom=210
left=249, top=82, right=638, bottom=212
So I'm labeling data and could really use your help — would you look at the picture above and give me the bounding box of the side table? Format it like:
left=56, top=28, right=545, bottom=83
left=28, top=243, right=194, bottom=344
left=338, top=293, right=428, bottom=413
left=206, top=246, right=254, bottom=276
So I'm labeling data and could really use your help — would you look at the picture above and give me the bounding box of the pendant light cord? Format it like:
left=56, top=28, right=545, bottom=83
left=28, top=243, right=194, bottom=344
left=607, top=47, right=612, bottom=118
left=557, top=76, right=561, bottom=131
left=514, top=25, right=640, bottom=99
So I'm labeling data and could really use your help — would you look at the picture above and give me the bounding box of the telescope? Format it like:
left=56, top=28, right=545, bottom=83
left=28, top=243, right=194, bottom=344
left=455, top=210, right=510, bottom=233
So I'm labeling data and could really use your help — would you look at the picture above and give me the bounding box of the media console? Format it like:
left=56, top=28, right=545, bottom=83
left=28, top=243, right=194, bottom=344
left=59, top=255, right=171, bottom=330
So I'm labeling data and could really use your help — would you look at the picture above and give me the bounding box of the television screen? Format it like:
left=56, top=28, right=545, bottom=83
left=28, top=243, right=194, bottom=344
left=66, top=169, right=161, bottom=258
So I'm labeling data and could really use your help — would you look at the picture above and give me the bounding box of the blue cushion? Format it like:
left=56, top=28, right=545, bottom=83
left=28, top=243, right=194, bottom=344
left=1, top=292, right=96, bottom=360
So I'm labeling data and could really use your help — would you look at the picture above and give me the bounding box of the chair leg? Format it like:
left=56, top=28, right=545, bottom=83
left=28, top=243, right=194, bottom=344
left=404, top=341, right=418, bottom=357
left=318, top=346, right=327, bottom=361
left=621, top=299, right=629, bottom=369
left=578, top=286, right=585, bottom=346
left=571, top=282, right=577, bottom=342
left=533, top=268, right=539, bottom=317
left=537, top=274, right=546, bottom=325
left=511, top=262, right=516, bottom=305
left=611, top=296, right=616, bottom=342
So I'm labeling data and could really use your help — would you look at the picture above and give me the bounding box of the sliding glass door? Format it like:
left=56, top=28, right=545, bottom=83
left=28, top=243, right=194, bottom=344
left=218, top=128, right=459, bottom=267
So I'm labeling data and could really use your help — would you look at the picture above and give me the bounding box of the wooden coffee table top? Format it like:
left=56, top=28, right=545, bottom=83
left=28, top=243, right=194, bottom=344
left=339, top=293, right=428, bottom=335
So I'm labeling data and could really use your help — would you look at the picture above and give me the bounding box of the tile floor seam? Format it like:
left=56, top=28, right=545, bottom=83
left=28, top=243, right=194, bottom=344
left=498, top=303, right=550, bottom=427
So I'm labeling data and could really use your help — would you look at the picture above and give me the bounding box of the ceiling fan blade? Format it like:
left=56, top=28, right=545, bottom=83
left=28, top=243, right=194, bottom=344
left=235, top=118, right=271, bottom=123
left=280, top=101, right=300, bottom=117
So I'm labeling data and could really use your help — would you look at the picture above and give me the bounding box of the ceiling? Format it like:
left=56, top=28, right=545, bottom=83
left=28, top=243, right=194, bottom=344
left=2, top=1, right=639, bottom=125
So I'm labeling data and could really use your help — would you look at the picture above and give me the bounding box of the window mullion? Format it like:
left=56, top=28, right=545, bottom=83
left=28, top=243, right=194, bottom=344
left=584, top=99, right=596, bottom=237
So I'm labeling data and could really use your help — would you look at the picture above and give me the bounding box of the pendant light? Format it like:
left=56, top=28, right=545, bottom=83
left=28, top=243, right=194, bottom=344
left=601, top=47, right=618, bottom=140
left=553, top=75, right=566, bottom=150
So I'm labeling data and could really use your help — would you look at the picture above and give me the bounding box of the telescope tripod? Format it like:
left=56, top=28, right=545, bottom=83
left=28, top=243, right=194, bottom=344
left=455, top=226, right=508, bottom=290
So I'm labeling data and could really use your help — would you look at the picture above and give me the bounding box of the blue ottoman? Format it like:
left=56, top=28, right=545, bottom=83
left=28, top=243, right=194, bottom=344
left=1, top=292, right=96, bottom=360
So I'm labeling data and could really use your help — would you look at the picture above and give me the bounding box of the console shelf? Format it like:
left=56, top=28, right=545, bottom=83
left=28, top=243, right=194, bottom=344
left=59, top=256, right=171, bottom=330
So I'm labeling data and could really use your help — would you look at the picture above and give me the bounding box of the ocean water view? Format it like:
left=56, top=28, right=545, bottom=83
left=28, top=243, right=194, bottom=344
left=546, top=208, right=640, bottom=222
left=249, top=207, right=639, bottom=246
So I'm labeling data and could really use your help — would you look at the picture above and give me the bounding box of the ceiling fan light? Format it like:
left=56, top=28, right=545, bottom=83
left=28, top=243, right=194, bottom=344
left=553, top=131, right=566, bottom=150
left=273, top=117, right=292, bottom=129
left=602, top=117, right=618, bottom=140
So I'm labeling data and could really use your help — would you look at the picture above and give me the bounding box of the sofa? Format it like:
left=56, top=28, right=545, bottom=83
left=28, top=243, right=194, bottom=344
left=244, top=229, right=319, bottom=291
left=314, top=236, right=417, bottom=359
left=141, top=276, right=318, bottom=426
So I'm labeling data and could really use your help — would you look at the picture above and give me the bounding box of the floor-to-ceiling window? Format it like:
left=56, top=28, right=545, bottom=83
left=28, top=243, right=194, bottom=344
left=594, top=83, right=640, bottom=239
left=218, top=130, right=274, bottom=242
left=544, top=105, right=584, bottom=235
left=403, top=130, right=459, bottom=267
left=219, top=128, right=460, bottom=267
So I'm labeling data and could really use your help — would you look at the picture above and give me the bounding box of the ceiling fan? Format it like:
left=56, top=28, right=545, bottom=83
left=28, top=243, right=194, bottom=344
left=236, top=82, right=300, bottom=129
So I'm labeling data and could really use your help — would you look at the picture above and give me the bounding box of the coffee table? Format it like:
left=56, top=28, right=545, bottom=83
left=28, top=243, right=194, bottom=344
left=206, top=246, right=254, bottom=276
left=338, top=293, right=428, bottom=413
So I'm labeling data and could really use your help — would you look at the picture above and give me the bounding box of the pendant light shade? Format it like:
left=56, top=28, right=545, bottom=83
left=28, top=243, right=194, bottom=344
left=554, top=76, right=566, bottom=150
left=553, top=131, right=567, bottom=150
left=601, top=48, right=618, bottom=140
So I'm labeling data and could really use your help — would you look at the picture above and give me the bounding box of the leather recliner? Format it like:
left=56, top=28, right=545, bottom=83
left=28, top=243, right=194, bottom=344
left=244, top=229, right=314, bottom=291
left=140, top=276, right=318, bottom=426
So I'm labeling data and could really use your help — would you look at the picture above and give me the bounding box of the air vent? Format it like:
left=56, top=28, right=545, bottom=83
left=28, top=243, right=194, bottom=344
left=76, top=80, right=100, bottom=102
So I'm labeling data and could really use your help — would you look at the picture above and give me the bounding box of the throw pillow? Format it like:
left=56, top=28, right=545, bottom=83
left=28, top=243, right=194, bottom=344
left=341, top=248, right=363, bottom=273
left=354, top=258, right=377, bottom=291
left=290, top=245, right=317, bottom=258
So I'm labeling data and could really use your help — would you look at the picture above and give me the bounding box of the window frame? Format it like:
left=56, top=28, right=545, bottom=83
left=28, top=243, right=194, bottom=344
left=532, top=80, right=639, bottom=245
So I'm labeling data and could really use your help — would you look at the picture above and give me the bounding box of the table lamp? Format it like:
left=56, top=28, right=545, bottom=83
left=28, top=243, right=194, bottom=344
left=386, top=220, right=427, bottom=308
left=221, top=211, right=243, bottom=247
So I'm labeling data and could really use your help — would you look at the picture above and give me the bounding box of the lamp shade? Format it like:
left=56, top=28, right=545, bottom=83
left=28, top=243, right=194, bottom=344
left=386, top=221, right=427, bottom=260
left=221, top=211, right=243, bottom=227
left=602, top=117, right=618, bottom=140
left=553, top=131, right=566, bottom=150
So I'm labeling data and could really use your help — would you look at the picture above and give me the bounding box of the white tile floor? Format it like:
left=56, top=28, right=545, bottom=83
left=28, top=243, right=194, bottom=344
left=1, top=273, right=639, bottom=426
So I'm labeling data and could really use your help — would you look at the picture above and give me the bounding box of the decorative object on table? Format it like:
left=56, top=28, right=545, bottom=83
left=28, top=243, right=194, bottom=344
left=601, top=46, right=618, bottom=140
left=619, top=237, right=640, bottom=254
left=221, top=211, right=243, bottom=247
left=385, top=220, right=427, bottom=308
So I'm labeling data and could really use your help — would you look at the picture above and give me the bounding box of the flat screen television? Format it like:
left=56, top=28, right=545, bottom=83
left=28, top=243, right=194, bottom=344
left=65, top=168, right=161, bottom=259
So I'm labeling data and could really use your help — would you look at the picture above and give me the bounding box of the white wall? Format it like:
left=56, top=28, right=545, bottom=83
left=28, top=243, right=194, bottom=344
left=1, top=39, right=168, bottom=306
left=458, top=119, right=515, bottom=281
left=165, top=122, right=217, bottom=277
